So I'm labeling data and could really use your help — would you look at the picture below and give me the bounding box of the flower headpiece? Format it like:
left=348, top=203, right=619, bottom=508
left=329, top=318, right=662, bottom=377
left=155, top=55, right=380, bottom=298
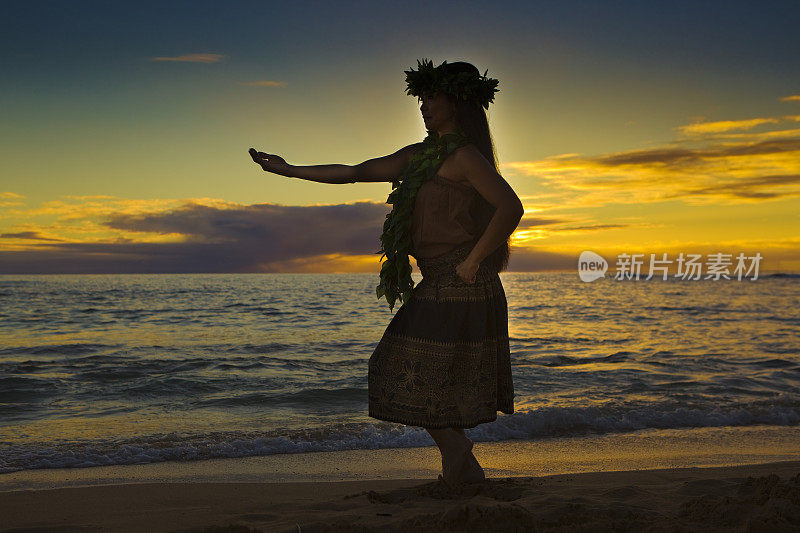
left=404, top=58, right=499, bottom=110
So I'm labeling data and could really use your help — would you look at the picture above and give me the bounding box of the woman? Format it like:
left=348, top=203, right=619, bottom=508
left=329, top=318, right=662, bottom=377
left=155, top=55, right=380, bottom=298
left=249, top=59, right=523, bottom=488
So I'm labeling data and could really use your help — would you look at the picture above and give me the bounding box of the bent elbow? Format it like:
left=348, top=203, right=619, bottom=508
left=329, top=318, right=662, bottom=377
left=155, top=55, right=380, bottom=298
left=506, top=199, right=524, bottom=219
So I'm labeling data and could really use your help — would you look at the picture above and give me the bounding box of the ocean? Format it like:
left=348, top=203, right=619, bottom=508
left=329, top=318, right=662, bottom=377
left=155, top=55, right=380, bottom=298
left=1, top=272, right=798, bottom=475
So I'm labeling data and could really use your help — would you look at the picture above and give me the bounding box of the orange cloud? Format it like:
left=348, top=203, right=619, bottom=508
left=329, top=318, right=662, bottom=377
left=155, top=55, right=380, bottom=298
left=258, top=252, right=378, bottom=273
left=0, top=192, right=25, bottom=208
left=0, top=198, right=393, bottom=273
left=678, top=117, right=780, bottom=135
left=17, top=196, right=235, bottom=221
left=506, top=134, right=800, bottom=206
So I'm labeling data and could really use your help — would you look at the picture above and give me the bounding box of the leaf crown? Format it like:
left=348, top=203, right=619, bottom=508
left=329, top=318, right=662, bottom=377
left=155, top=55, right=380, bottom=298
left=404, top=58, right=499, bottom=110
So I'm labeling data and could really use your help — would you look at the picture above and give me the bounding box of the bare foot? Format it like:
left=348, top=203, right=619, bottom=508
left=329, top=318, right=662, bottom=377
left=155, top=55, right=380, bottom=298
left=438, top=434, right=473, bottom=489
left=457, top=450, right=486, bottom=483
left=447, top=428, right=484, bottom=483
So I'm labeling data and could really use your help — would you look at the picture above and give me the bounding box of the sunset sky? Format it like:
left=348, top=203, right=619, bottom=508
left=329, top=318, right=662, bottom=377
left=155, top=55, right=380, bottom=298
left=1, top=0, right=799, bottom=274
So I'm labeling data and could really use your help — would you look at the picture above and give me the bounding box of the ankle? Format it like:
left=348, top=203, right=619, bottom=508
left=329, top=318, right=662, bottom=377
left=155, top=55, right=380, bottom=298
left=448, top=432, right=472, bottom=453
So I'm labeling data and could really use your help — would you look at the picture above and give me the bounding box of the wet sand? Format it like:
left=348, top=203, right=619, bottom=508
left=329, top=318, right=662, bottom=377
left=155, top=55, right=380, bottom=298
left=2, top=425, right=799, bottom=532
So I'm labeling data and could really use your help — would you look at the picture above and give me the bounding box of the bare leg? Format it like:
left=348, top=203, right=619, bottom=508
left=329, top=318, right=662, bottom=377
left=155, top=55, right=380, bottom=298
left=424, top=427, right=473, bottom=487
left=453, top=428, right=486, bottom=482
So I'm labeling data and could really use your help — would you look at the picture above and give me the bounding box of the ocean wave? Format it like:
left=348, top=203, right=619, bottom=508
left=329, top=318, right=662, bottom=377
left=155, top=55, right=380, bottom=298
left=2, top=394, right=798, bottom=474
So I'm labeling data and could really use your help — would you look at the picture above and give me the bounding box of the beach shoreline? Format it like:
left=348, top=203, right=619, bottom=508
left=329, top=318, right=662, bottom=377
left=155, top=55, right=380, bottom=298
left=3, top=423, right=799, bottom=491
left=2, top=425, right=799, bottom=531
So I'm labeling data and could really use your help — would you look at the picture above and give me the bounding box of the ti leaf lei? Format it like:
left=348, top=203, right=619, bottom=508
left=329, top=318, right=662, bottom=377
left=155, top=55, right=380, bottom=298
left=376, top=130, right=470, bottom=311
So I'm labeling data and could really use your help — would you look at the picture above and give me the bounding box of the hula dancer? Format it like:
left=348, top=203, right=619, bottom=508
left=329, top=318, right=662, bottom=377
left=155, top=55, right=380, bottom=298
left=249, top=58, right=524, bottom=489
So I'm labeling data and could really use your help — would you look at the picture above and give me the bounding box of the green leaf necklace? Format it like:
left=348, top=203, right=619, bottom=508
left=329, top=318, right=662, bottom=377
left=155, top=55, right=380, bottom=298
left=376, top=130, right=470, bottom=310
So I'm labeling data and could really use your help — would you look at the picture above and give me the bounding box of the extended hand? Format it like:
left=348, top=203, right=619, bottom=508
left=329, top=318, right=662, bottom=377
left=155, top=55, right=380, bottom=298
left=455, top=258, right=479, bottom=284
left=249, top=148, right=289, bottom=175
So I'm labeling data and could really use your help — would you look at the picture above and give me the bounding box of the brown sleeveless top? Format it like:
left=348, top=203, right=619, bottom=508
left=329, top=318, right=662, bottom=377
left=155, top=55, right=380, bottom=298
left=410, top=174, right=480, bottom=259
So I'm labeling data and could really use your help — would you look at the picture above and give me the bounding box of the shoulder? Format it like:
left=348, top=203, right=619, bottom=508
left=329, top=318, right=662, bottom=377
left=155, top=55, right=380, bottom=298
left=403, top=141, right=426, bottom=155
left=453, top=142, right=492, bottom=171
left=454, top=142, right=480, bottom=158
left=388, top=142, right=425, bottom=169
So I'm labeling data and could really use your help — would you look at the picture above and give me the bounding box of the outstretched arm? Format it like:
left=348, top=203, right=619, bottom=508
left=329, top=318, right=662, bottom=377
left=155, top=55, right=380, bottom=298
left=248, top=142, right=422, bottom=184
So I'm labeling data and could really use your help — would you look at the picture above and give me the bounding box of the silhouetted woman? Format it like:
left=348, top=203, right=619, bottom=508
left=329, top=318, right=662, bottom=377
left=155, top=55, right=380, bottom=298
left=249, top=59, right=522, bottom=488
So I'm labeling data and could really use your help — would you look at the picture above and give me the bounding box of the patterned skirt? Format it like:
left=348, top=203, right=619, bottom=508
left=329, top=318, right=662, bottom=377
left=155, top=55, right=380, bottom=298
left=368, top=241, right=515, bottom=429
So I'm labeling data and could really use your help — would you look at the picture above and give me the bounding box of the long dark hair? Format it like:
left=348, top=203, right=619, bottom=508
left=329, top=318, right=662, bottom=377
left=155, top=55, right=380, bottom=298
left=438, top=61, right=511, bottom=273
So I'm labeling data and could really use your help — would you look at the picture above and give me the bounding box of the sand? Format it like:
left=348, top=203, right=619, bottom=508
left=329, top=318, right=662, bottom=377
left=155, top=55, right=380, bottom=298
left=2, top=426, right=799, bottom=532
